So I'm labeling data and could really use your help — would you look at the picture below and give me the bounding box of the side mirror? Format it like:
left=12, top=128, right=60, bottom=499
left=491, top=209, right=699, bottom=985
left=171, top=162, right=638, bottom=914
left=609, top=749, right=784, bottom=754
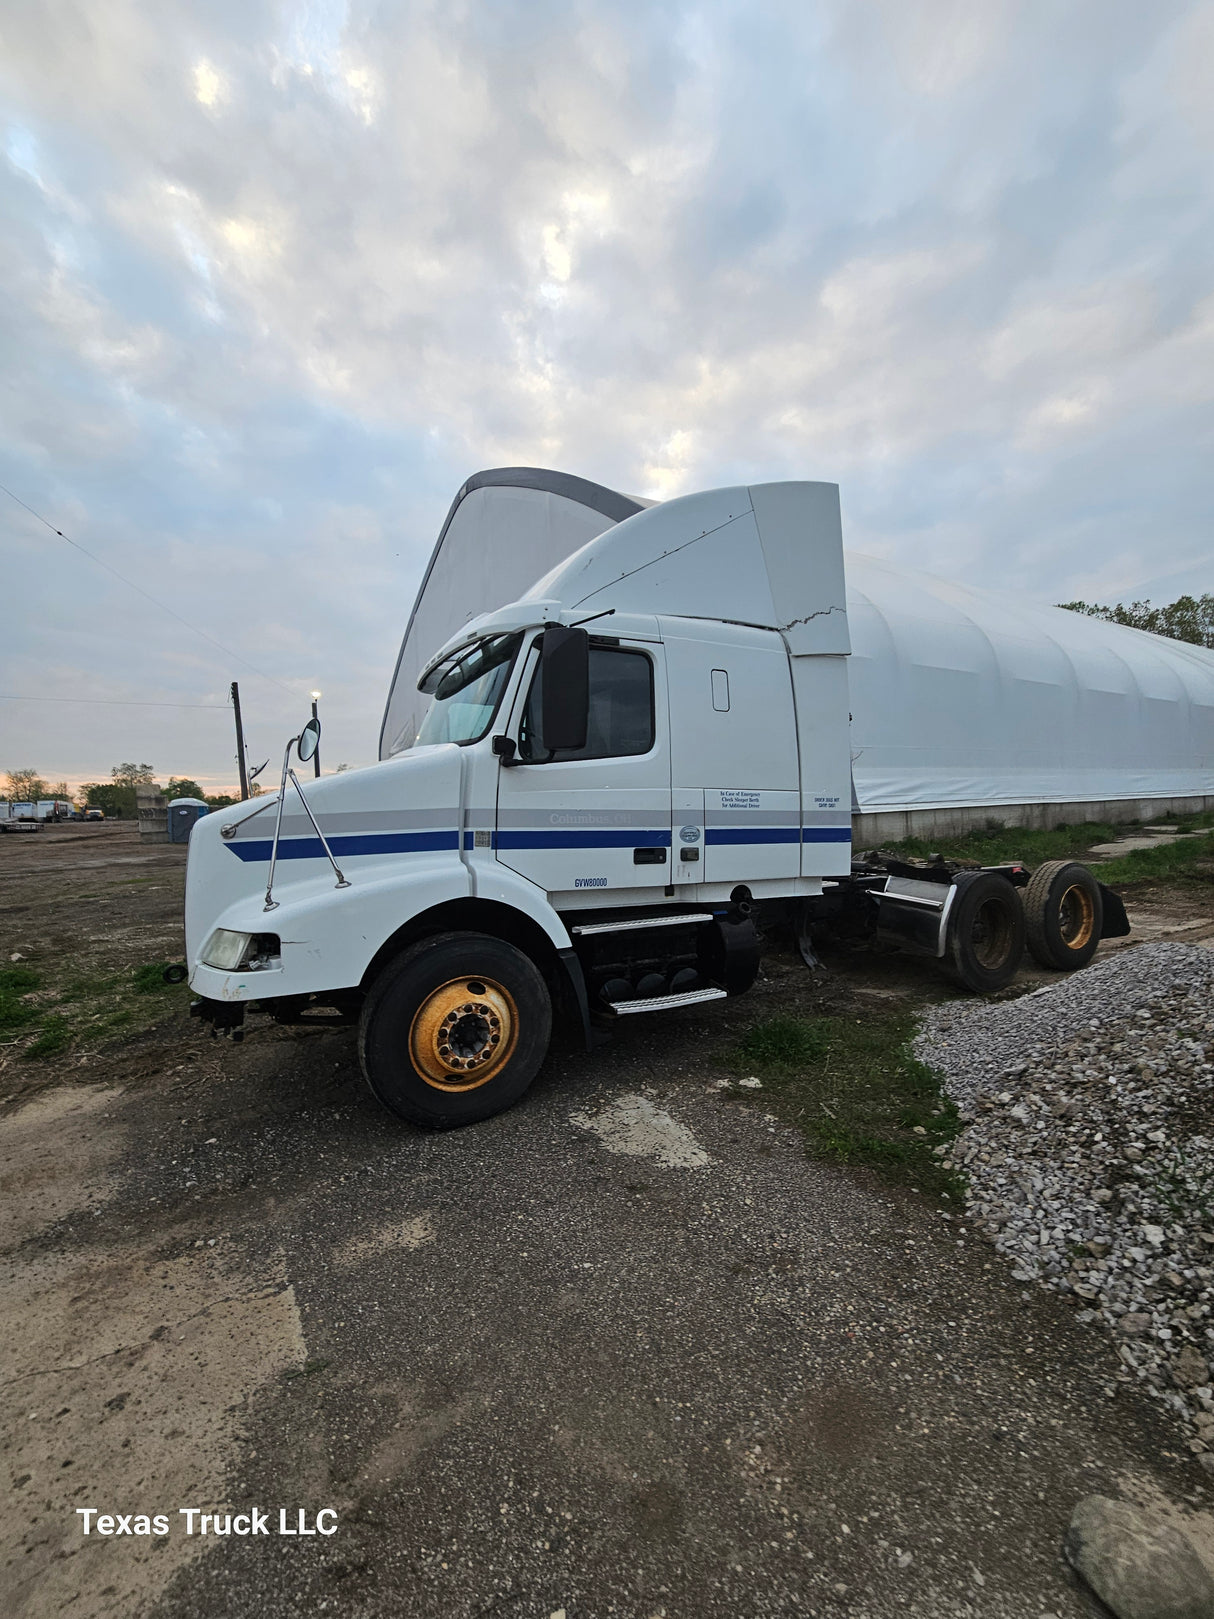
left=297, top=717, right=321, bottom=762
left=539, top=624, right=589, bottom=752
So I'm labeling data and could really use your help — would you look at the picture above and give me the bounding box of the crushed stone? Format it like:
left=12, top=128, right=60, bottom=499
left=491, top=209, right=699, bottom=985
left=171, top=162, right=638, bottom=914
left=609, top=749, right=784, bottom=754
left=917, top=943, right=1214, bottom=1457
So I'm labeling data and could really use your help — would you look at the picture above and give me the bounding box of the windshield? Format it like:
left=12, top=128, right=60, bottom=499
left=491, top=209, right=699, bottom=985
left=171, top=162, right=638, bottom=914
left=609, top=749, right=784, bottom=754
left=413, top=632, right=522, bottom=748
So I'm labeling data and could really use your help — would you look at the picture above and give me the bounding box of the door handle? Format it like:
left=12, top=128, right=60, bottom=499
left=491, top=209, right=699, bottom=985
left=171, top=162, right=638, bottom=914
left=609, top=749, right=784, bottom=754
left=633, top=847, right=667, bottom=865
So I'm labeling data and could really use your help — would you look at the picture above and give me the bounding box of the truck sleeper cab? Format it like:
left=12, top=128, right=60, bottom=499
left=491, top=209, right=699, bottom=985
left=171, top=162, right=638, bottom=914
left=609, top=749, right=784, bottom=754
left=184, top=481, right=1128, bottom=1128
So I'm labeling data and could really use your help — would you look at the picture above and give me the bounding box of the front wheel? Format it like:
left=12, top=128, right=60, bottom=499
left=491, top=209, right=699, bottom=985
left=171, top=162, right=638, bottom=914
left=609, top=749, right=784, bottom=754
left=945, top=872, right=1026, bottom=994
left=359, top=932, right=552, bottom=1128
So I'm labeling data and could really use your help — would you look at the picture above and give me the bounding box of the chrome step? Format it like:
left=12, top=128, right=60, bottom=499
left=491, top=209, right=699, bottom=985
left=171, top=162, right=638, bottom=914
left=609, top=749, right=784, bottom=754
left=607, top=987, right=728, bottom=1015
left=571, top=912, right=714, bottom=937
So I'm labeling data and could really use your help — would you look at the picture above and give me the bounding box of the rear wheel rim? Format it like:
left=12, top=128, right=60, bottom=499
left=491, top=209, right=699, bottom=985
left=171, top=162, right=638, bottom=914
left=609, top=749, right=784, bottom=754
left=970, top=897, right=1016, bottom=970
left=1058, top=884, right=1096, bottom=950
left=409, top=976, right=519, bottom=1091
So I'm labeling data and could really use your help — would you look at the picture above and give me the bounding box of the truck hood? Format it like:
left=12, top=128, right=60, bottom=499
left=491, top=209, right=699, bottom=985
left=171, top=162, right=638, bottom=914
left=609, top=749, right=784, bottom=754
left=184, top=746, right=463, bottom=960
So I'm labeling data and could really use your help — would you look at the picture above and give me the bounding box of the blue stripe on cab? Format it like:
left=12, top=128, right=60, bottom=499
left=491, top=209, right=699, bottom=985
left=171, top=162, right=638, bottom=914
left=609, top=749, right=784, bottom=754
left=226, top=824, right=850, bottom=863
left=228, top=829, right=460, bottom=863
left=706, top=827, right=801, bottom=845
left=495, top=829, right=671, bottom=850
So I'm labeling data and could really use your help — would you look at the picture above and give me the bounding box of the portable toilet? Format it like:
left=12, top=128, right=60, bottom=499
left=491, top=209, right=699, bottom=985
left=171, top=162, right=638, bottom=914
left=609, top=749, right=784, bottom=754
left=167, top=797, right=209, bottom=843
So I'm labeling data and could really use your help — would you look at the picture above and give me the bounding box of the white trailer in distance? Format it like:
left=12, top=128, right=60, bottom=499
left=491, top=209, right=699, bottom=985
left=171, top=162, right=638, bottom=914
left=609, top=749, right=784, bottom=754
left=1, top=802, right=41, bottom=832
left=182, top=479, right=1133, bottom=1127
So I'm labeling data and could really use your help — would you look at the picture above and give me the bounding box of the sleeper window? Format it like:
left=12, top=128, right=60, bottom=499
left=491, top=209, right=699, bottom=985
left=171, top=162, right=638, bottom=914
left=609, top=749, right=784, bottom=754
left=518, top=647, right=654, bottom=762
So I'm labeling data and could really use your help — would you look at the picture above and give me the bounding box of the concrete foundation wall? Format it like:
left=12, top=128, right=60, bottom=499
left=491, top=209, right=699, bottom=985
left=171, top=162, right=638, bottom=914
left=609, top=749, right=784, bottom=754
left=853, top=795, right=1214, bottom=848
left=136, top=787, right=169, bottom=844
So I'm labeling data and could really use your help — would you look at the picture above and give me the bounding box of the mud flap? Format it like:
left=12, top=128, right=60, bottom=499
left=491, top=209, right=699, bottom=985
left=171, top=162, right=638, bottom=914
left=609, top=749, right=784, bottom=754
left=1098, top=884, right=1131, bottom=939
left=556, top=947, right=594, bottom=1050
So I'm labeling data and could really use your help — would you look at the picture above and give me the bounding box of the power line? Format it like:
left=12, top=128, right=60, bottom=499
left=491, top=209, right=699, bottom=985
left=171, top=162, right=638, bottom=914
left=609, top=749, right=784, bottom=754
left=0, top=694, right=230, bottom=710
left=0, top=480, right=296, bottom=694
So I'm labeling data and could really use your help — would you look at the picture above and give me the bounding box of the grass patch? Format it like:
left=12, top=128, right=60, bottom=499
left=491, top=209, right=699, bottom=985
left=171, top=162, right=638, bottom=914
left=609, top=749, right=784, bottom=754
left=878, top=817, right=1125, bottom=868
left=0, top=965, right=42, bottom=1032
left=56, top=971, right=126, bottom=1004
left=0, top=966, right=40, bottom=993
left=727, top=1008, right=964, bottom=1201
left=736, top=1015, right=830, bottom=1068
left=4, top=959, right=190, bottom=1060
left=1097, top=831, right=1214, bottom=888
left=133, top=961, right=177, bottom=994
left=26, top=1015, right=71, bottom=1059
left=880, top=812, right=1214, bottom=891
left=1160, top=809, right=1214, bottom=835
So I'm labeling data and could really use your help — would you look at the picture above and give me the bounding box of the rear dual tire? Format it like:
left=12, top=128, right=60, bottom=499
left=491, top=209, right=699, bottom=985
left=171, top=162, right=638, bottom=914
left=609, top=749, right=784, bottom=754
left=946, top=872, right=1026, bottom=994
left=945, top=861, right=1103, bottom=992
left=359, top=932, right=551, bottom=1128
left=1022, top=860, right=1103, bottom=971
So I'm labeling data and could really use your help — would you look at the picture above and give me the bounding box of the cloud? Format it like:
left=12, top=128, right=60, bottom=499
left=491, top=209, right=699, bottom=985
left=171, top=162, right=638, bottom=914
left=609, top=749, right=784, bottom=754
left=0, top=0, right=1211, bottom=785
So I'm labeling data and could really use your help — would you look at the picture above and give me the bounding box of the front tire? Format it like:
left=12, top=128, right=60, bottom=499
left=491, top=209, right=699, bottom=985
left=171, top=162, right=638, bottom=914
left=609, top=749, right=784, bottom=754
left=359, top=932, right=552, bottom=1128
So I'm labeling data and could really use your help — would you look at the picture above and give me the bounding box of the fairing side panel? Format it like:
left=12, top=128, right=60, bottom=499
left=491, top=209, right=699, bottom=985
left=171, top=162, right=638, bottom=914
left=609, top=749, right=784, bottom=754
left=789, top=654, right=854, bottom=877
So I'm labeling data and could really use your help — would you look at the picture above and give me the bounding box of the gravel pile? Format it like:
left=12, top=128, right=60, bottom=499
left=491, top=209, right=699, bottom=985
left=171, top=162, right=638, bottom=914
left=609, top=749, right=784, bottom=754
left=917, top=943, right=1214, bottom=1459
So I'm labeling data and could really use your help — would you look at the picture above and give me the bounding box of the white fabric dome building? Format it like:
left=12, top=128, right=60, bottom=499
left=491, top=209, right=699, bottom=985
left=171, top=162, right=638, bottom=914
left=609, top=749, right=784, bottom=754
left=844, top=553, right=1214, bottom=837
left=381, top=469, right=1214, bottom=840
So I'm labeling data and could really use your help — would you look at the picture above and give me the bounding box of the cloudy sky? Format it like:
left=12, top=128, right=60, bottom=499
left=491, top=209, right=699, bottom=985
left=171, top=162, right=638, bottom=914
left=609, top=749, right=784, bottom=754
left=2, top=0, right=1211, bottom=791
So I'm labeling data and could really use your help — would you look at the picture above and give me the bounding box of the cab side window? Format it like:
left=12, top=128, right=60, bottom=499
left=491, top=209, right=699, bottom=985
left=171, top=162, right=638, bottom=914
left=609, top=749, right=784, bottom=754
left=518, top=646, right=654, bottom=763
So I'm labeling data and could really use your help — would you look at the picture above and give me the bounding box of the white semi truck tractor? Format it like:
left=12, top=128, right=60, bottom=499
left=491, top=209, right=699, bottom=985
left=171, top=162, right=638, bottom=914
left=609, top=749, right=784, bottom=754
left=183, top=481, right=1128, bottom=1126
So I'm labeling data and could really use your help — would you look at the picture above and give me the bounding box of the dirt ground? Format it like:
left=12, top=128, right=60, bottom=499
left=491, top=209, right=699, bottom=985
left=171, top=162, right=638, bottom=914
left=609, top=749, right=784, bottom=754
left=3, top=821, right=1214, bottom=1619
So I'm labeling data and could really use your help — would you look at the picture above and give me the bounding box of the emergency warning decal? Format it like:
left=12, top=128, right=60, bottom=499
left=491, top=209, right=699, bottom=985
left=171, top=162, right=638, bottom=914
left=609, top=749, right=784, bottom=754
left=705, top=788, right=850, bottom=846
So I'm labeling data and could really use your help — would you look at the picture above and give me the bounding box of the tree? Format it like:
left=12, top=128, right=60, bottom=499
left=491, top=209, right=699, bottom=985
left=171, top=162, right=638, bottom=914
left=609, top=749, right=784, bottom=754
left=205, top=793, right=239, bottom=810
left=1057, top=593, right=1214, bottom=648
left=112, top=762, right=156, bottom=788
left=80, top=764, right=160, bottom=819
left=49, top=781, right=70, bottom=799
left=166, top=777, right=205, bottom=801
left=5, top=769, right=47, bottom=802
left=80, top=783, right=130, bottom=817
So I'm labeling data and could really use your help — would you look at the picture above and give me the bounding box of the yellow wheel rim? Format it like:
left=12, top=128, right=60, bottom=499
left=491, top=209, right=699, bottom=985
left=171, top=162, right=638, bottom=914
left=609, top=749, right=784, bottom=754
left=409, top=976, right=518, bottom=1092
left=1058, top=884, right=1096, bottom=950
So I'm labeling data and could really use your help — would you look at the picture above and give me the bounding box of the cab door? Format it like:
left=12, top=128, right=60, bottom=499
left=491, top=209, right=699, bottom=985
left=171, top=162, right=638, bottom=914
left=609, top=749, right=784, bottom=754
left=495, top=633, right=672, bottom=901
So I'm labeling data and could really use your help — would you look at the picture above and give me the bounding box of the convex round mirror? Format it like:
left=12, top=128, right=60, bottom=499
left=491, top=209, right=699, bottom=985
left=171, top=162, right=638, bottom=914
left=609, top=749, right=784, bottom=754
left=297, top=716, right=321, bottom=762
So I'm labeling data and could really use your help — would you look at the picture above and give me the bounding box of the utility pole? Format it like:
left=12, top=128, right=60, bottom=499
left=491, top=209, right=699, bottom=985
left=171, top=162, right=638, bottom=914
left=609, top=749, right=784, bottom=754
left=231, top=681, right=250, bottom=801
left=310, top=690, right=322, bottom=778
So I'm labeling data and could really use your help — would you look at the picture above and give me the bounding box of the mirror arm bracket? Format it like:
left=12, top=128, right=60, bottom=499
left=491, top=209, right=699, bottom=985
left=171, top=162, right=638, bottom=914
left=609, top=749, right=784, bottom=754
left=263, top=737, right=296, bottom=911
left=287, top=770, right=351, bottom=890
left=263, top=717, right=348, bottom=912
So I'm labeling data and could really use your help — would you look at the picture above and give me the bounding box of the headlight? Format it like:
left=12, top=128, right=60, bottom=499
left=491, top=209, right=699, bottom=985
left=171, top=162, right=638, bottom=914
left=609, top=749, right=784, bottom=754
left=200, top=930, right=282, bottom=972
left=201, top=929, right=252, bottom=971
